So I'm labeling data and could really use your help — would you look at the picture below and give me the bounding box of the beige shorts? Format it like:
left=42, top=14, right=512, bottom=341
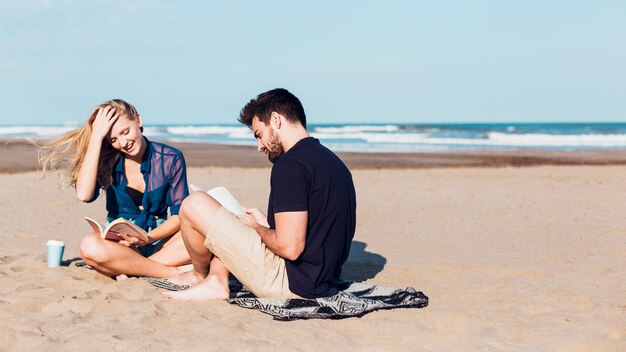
left=203, top=207, right=299, bottom=299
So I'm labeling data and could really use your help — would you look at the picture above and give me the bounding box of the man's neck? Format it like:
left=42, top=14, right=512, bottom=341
left=280, top=127, right=310, bottom=153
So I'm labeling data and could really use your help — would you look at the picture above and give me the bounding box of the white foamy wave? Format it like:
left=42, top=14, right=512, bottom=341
left=164, top=138, right=257, bottom=147
left=325, top=142, right=454, bottom=153
left=3, top=123, right=626, bottom=151
left=314, top=125, right=400, bottom=133
left=0, top=125, right=76, bottom=137
left=166, top=126, right=249, bottom=135
left=312, top=132, right=429, bottom=143
left=141, top=126, right=167, bottom=137
left=313, top=131, right=626, bottom=148
left=227, top=129, right=254, bottom=139
left=487, top=132, right=626, bottom=147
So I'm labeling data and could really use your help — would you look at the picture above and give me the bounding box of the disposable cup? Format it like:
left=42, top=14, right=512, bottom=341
left=47, top=240, right=65, bottom=267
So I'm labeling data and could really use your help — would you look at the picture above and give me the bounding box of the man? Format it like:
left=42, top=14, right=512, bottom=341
left=164, top=88, right=356, bottom=301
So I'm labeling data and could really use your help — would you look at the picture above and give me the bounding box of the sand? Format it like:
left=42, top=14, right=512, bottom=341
left=0, top=142, right=625, bottom=351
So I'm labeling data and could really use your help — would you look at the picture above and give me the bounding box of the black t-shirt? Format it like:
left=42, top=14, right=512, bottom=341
left=268, top=137, right=356, bottom=298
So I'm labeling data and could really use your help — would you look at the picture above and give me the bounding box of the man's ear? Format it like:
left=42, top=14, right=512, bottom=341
left=270, top=112, right=282, bottom=129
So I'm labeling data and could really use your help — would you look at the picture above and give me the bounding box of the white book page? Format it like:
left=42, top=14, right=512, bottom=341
left=207, top=186, right=245, bottom=216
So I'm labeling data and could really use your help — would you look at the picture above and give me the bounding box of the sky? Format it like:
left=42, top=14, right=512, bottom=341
left=0, top=0, right=624, bottom=125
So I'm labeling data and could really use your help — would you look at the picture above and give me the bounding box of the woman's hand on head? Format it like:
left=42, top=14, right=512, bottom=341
left=91, top=106, right=119, bottom=141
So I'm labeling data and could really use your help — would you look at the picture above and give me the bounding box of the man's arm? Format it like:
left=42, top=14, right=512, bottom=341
left=240, top=209, right=307, bottom=261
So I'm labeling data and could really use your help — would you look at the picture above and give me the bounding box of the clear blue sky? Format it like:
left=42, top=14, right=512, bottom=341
left=0, top=0, right=624, bottom=125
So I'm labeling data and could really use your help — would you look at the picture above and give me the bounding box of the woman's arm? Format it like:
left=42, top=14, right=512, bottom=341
left=118, top=215, right=180, bottom=247
left=76, top=107, right=119, bottom=202
left=145, top=215, right=180, bottom=242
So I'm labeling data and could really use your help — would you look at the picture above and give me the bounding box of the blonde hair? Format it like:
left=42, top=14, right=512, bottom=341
left=38, top=99, right=140, bottom=188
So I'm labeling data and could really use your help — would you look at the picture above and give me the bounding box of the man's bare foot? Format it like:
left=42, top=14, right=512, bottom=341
left=167, top=269, right=205, bottom=286
left=163, top=275, right=229, bottom=301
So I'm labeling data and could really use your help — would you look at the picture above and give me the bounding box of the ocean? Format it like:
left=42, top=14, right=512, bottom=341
left=2, top=123, right=625, bottom=153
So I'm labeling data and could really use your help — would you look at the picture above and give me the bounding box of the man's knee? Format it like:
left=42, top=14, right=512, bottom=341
left=79, top=234, right=110, bottom=263
left=180, top=192, right=221, bottom=223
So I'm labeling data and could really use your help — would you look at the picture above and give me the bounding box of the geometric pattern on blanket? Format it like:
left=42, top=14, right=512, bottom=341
left=227, top=280, right=428, bottom=321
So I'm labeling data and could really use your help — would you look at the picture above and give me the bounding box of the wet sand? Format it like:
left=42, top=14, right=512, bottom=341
left=4, top=138, right=626, bottom=172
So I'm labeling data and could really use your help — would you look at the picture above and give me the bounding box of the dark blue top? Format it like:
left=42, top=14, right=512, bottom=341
left=88, top=137, right=189, bottom=231
left=268, top=137, right=356, bottom=298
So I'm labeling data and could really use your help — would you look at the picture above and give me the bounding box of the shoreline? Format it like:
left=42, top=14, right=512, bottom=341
left=3, top=138, right=626, bottom=173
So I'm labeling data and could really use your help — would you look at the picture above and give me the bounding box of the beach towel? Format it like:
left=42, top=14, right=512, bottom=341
left=146, top=277, right=428, bottom=321
left=228, top=279, right=428, bottom=321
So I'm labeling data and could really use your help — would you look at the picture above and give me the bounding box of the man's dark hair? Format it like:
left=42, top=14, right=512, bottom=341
left=238, top=88, right=307, bottom=129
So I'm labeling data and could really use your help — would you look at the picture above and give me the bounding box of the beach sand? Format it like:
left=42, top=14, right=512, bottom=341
left=0, top=141, right=625, bottom=351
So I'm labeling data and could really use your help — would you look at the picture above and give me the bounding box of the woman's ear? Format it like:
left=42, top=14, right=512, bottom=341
left=136, top=114, right=143, bottom=128
left=136, top=115, right=144, bottom=133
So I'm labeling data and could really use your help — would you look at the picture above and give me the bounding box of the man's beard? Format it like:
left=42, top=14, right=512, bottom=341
left=266, top=130, right=284, bottom=164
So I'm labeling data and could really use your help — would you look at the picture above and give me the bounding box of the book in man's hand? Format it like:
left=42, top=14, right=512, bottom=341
left=189, top=184, right=245, bottom=216
left=84, top=217, right=149, bottom=242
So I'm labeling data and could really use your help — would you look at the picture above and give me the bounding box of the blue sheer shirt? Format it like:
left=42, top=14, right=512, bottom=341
left=88, top=138, right=190, bottom=232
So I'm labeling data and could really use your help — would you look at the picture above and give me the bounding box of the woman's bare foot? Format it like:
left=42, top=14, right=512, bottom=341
left=176, top=263, right=194, bottom=273
left=163, top=275, right=229, bottom=301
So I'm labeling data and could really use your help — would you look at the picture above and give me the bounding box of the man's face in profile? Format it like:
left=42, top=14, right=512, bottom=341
left=252, top=116, right=284, bottom=163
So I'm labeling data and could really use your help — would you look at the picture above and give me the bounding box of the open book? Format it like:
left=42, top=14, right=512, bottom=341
left=190, top=184, right=245, bottom=216
left=84, top=217, right=149, bottom=242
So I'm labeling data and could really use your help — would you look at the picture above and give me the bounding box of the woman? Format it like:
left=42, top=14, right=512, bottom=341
left=39, top=99, right=190, bottom=278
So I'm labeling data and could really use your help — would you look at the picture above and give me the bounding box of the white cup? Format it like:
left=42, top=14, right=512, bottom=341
left=47, top=240, right=65, bottom=267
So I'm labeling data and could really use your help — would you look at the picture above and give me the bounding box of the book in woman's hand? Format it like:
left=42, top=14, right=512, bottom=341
left=84, top=217, right=149, bottom=242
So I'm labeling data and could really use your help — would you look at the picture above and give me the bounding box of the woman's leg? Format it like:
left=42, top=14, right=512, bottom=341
left=147, top=231, right=191, bottom=267
left=80, top=233, right=182, bottom=278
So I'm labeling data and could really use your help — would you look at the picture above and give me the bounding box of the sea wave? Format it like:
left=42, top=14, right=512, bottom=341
left=313, top=131, right=626, bottom=148
left=166, top=126, right=249, bottom=136
left=313, top=125, right=400, bottom=133
left=2, top=124, right=626, bottom=151
left=0, top=125, right=76, bottom=137
left=486, top=132, right=626, bottom=147
left=312, top=132, right=430, bottom=143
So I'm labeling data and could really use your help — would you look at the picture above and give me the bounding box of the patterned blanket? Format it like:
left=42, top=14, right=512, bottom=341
left=146, top=277, right=428, bottom=320
left=226, top=279, right=428, bottom=321
left=80, top=260, right=429, bottom=321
